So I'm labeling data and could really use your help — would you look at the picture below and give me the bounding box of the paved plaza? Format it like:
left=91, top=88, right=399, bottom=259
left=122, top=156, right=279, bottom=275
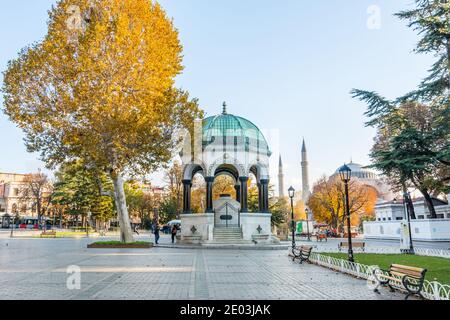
left=0, top=236, right=410, bottom=300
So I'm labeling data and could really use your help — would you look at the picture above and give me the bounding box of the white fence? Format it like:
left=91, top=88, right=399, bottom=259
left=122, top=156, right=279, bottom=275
left=311, top=245, right=450, bottom=259
left=309, top=252, right=450, bottom=300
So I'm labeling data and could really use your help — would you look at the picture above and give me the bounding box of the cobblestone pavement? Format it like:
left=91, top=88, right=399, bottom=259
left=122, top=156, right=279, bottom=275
left=0, top=237, right=408, bottom=300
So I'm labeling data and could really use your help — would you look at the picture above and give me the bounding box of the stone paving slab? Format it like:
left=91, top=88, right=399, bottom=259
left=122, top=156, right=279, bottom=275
left=0, top=238, right=408, bottom=300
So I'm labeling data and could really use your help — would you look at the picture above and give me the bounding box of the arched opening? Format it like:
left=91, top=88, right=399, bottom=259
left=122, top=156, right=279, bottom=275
left=191, top=173, right=206, bottom=214
left=248, top=171, right=259, bottom=212
left=214, top=164, right=239, bottom=202
left=213, top=175, right=236, bottom=201
left=249, top=164, right=270, bottom=213
left=182, top=164, right=204, bottom=214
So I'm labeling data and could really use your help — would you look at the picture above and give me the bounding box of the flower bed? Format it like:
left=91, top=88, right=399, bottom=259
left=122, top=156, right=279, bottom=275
left=87, top=241, right=153, bottom=249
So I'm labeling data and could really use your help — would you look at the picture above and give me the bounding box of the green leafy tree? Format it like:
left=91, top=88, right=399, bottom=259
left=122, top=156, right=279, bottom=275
left=159, top=197, right=178, bottom=224
left=351, top=0, right=449, bottom=217
left=52, top=161, right=114, bottom=227
left=124, top=180, right=156, bottom=224
left=163, top=161, right=184, bottom=218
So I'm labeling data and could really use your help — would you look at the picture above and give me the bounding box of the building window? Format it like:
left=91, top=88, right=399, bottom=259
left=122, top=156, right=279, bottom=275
left=12, top=204, right=18, bottom=214
left=388, top=218, right=392, bottom=221
left=20, top=205, right=27, bottom=213
left=382, top=218, right=386, bottom=221
left=418, top=215, right=424, bottom=219
left=437, top=214, right=444, bottom=219
left=13, top=188, right=19, bottom=196
left=396, top=217, right=402, bottom=221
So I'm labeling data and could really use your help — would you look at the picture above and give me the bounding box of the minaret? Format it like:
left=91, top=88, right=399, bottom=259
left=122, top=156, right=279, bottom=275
left=301, top=139, right=311, bottom=203
left=278, top=155, right=285, bottom=198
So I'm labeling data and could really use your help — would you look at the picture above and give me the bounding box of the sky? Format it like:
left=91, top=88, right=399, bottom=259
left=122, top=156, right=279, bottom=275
left=0, top=0, right=434, bottom=193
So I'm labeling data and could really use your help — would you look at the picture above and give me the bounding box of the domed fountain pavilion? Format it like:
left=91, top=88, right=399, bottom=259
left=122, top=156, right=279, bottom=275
left=179, top=104, right=276, bottom=245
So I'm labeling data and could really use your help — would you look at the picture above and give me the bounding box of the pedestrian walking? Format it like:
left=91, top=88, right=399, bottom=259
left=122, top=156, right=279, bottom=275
left=154, top=223, right=160, bottom=245
left=171, top=224, right=178, bottom=244
left=133, top=224, right=140, bottom=235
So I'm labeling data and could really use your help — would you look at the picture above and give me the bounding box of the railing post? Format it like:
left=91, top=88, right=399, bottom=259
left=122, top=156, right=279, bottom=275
left=433, top=280, right=440, bottom=300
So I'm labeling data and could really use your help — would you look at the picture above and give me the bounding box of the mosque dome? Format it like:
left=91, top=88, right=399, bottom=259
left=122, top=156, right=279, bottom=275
left=334, top=162, right=378, bottom=180
left=202, top=105, right=271, bottom=157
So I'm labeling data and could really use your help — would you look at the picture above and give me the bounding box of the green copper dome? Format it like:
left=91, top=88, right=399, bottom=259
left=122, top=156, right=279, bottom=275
left=202, top=107, right=271, bottom=156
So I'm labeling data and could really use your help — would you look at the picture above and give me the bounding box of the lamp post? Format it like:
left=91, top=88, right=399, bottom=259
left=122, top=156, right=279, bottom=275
left=288, top=186, right=296, bottom=250
left=305, top=208, right=311, bottom=241
left=339, top=164, right=354, bottom=263
left=403, top=191, right=415, bottom=254
left=10, top=213, right=15, bottom=238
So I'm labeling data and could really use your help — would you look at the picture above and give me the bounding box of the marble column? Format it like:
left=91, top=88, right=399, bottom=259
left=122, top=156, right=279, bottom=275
left=182, top=179, right=192, bottom=214
left=234, top=184, right=241, bottom=203
left=205, top=177, right=214, bottom=213
left=239, top=177, right=249, bottom=213
left=257, top=182, right=262, bottom=212
left=260, top=179, right=270, bottom=213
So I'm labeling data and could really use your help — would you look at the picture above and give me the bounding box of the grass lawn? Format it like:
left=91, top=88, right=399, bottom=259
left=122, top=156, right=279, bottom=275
left=321, top=253, right=450, bottom=285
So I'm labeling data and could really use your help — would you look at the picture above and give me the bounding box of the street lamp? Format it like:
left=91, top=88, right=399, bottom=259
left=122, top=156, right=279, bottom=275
left=403, top=191, right=415, bottom=254
left=305, top=208, right=311, bottom=241
left=339, top=164, right=354, bottom=263
left=288, top=186, right=296, bottom=250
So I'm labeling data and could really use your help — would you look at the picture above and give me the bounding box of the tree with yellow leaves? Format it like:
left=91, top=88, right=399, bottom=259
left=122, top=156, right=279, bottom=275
left=308, top=175, right=378, bottom=232
left=2, top=0, right=202, bottom=243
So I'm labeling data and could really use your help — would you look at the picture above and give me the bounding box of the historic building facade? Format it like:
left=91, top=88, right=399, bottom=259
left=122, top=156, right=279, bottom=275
left=364, top=196, right=450, bottom=241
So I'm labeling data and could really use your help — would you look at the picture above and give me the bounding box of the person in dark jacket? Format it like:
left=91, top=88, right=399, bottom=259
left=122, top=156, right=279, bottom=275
left=154, top=224, right=160, bottom=245
left=171, top=224, right=178, bottom=244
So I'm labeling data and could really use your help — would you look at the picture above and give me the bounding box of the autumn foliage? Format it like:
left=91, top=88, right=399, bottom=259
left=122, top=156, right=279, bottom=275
left=2, top=0, right=202, bottom=242
left=308, top=176, right=378, bottom=231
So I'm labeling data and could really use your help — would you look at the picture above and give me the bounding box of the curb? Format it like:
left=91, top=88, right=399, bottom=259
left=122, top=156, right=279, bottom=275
left=155, top=244, right=290, bottom=250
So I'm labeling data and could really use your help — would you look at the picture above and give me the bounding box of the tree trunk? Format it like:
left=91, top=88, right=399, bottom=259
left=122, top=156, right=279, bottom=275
left=420, top=189, right=437, bottom=219
left=111, top=172, right=135, bottom=243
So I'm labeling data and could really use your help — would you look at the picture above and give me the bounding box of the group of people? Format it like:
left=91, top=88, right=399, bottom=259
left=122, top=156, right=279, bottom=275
left=152, top=223, right=180, bottom=245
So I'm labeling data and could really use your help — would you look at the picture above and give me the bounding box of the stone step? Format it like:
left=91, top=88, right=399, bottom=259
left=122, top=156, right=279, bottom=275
left=214, top=232, right=242, bottom=236
left=214, top=232, right=242, bottom=235
left=207, top=242, right=254, bottom=245
left=214, top=236, right=243, bottom=240
left=213, top=227, right=244, bottom=243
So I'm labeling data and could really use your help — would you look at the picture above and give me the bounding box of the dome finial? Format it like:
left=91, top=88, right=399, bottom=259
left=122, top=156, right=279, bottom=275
left=222, top=101, right=227, bottom=114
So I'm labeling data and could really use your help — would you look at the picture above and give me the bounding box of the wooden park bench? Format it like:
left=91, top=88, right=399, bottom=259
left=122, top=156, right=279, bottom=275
left=292, top=246, right=313, bottom=264
left=315, top=233, right=328, bottom=242
left=372, top=264, right=427, bottom=300
left=338, top=242, right=365, bottom=252
left=40, top=230, right=57, bottom=238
